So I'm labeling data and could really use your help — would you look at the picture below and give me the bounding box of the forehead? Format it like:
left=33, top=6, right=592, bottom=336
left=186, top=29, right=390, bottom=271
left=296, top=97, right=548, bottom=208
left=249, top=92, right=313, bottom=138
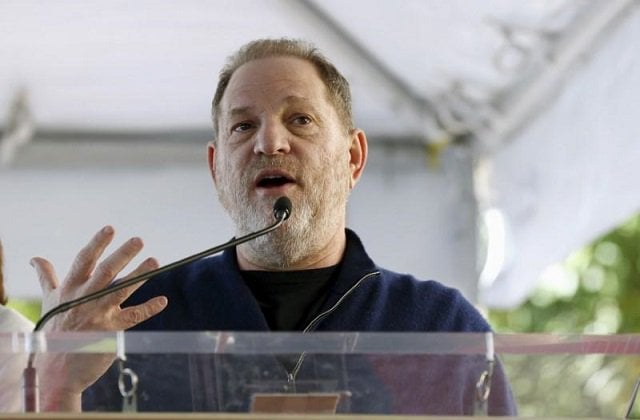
left=221, top=56, right=330, bottom=113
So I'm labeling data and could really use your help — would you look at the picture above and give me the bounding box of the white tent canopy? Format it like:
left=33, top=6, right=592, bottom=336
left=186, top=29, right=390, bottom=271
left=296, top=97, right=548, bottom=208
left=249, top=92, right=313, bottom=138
left=1, top=0, right=638, bottom=307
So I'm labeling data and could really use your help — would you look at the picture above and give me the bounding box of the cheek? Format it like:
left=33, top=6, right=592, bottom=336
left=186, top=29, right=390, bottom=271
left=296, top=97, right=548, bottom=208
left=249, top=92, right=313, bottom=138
left=213, top=155, right=234, bottom=186
left=216, top=147, right=242, bottom=172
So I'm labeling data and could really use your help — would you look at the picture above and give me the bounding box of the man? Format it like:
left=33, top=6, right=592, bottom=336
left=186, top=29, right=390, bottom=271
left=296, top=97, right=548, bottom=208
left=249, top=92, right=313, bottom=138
left=31, top=38, right=515, bottom=414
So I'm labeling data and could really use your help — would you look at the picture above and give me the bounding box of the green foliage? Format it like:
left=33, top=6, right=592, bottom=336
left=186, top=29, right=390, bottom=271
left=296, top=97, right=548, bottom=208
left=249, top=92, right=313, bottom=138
left=489, top=212, right=640, bottom=417
left=491, top=213, right=640, bottom=334
left=6, top=298, right=40, bottom=323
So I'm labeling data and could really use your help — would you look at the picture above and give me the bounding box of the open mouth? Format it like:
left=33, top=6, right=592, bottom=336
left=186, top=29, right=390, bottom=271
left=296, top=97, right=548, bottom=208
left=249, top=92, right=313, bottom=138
left=255, top=171, right=296, bottom=189
left=257, top=176, right=293, bottom=188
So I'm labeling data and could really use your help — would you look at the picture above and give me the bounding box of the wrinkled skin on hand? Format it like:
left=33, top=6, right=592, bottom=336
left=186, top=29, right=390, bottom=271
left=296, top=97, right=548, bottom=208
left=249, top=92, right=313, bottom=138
left=30, top=226, right=168, bottom=411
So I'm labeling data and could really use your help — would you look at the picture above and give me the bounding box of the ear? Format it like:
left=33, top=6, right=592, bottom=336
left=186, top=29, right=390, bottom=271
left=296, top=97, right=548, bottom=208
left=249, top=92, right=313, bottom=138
left=348, top=129, right=368, bottom=189
left=207, top=140, right=217, bottom=185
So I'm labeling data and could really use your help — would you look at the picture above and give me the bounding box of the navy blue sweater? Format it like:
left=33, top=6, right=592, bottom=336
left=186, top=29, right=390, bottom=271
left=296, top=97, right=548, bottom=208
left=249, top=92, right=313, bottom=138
left=129, top=229, right=491, bottom=332
left=85, top=229, right=516, bottom=415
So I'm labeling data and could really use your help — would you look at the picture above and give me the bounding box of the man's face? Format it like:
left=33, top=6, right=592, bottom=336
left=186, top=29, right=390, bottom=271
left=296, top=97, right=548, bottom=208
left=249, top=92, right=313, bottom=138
left=209, top=56, right=364, bottom=269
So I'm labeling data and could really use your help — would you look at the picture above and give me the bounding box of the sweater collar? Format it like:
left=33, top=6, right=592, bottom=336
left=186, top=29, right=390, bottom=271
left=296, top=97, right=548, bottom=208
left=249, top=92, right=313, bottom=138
left=330, top=229, right=379, bottom=294
left=219, top=228, right=378, bottom=295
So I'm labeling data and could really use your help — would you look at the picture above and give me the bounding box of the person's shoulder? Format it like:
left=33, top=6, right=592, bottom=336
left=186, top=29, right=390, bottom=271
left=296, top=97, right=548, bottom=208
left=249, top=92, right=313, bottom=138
left=0, top=305, right=34, bottom=331
left=376, top=267, right=458, bottom=297
left=374, top=268, right=491, bottom=332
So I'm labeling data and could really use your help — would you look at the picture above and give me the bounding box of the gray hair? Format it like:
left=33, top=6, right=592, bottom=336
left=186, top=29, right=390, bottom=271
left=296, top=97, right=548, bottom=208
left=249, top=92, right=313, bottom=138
left=211, top=38, right=353, bottom=139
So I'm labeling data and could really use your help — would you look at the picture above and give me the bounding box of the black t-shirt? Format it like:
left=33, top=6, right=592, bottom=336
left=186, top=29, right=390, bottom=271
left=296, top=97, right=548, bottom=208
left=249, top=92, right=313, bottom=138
left=242, top=265, right=338, bottom=331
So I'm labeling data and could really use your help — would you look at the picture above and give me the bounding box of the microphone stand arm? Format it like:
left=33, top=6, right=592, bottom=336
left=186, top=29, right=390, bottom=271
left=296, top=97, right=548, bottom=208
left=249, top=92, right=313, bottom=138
left=34, top=215, right=287, bottom=332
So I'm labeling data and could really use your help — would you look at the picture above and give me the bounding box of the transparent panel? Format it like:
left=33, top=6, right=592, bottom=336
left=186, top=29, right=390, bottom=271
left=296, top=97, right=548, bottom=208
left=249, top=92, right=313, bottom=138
left=1, top=332, right=639, bottom=417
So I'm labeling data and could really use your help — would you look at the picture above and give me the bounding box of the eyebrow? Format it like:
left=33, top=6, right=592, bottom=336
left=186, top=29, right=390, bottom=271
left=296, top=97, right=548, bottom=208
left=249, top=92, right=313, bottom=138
left=226, top=106, right=253, bottom=120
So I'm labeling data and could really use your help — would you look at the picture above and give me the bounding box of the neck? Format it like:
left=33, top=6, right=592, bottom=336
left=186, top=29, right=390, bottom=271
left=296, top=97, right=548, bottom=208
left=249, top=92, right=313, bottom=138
left=237, top=227, right=347, bottom=271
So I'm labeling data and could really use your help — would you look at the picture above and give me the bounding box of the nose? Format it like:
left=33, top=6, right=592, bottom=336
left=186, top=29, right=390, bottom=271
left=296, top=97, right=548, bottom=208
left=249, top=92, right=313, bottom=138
left=253, top=120, right=291, bottom=155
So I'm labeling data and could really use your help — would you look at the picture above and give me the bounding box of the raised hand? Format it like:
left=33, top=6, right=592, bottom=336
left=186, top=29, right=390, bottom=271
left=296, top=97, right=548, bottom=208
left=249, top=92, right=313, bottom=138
left=30, top=226, right=168, bottom=411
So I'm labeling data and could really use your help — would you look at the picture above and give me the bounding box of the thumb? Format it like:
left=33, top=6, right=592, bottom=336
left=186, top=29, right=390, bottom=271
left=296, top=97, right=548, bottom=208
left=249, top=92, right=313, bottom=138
left=30, top=257, right=59, bottom=294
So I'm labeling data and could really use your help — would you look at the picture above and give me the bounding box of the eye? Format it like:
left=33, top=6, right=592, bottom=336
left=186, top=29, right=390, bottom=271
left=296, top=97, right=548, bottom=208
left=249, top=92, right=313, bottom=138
left=292, top=115, right=312, bottom=125
left=231, top=121, right=254, bottom=133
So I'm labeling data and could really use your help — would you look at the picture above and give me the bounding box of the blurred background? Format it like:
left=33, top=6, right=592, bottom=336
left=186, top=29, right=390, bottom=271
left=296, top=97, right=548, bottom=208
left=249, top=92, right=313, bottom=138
left=1, top=1, right=640, bottom=416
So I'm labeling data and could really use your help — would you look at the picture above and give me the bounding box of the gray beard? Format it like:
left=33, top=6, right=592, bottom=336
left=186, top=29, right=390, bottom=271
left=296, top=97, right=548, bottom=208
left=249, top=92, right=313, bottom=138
left=216, top=156, right=350, bottom=269
left=238, top=198, right=319, bottom=269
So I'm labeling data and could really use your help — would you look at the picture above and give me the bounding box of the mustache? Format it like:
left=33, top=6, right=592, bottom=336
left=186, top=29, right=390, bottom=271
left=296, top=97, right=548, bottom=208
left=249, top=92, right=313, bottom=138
left=245, top=156, right=301, bottom=181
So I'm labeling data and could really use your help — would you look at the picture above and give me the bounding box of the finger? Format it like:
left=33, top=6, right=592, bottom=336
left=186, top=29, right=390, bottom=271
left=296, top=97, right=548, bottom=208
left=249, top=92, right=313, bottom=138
left=67, top=226, right=116, bottom=288
left=90, top=237, right=144, bottom=292
left=116, top=296, right=168, bottom=330
left=30, top=257, right=60, bottom=294
left=106, top=257, right=160, bottom=305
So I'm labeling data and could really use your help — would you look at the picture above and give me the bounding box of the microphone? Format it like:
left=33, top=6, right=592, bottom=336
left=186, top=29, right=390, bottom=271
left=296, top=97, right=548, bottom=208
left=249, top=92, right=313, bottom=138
left=23, top=197, right=292, bottom=411
left=272, top=196, right=292, bottom=222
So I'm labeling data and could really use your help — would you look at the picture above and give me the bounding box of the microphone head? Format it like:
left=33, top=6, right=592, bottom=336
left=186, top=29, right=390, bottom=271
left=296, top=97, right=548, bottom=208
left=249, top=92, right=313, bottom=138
left=273, top=196, right=292, bottom=221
